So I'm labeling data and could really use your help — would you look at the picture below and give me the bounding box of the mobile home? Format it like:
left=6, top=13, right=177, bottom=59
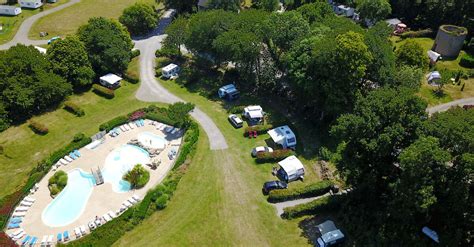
left=20, top=0, right=43, bottom=9
left=0, top=6, right=21, bottom=16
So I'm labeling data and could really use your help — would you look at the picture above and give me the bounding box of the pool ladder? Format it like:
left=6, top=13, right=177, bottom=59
left=92, top=167, right=104, bottom=186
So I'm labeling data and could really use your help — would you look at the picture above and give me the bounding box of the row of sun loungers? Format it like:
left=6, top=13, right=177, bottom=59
left=111, top=119, right=146, bottom=137
left=54, top=150, right=81, bottom=170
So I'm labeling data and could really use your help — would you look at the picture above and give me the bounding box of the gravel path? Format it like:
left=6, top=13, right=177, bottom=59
left=0, top=0, right=81, bottom=50
left=134, top=10, right=228, bottom=150
left=272, top=193, right=331, bottom=216
left=426, top=97, right=474, bottom=115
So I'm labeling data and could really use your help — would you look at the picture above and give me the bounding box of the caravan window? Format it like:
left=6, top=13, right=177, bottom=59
left=287, top=137, right=296, bottom=144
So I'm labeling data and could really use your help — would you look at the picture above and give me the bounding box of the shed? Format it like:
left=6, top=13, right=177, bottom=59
left=161, top=63, right=180, bottom=79
left=426, top=71, right=441, bottom=85
left=218, top=84, right=240, bottom=100
left=427, top=50, right=441, bottom=63
left=433, top=25, right=468, bottom=58
left=20, top=0, right=43, bottom=9
left=99, top=74, right=122, bottom=89
left=0, top=6, right=21, bottom=16
left=268, top=125, right=296, bottom=149
left=277, top=155, right=305, bottom=182
left=337, top=5, right=354, bottom=17
left=243, top=105, right=264, bottom=124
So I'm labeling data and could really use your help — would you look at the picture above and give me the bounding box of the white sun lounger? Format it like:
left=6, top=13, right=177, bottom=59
left=156, top=123, right=163, bottom=129
left=80, top=225, right=86, bottom=235
left=124, top=124, right=130, bottom=131
left=12, top=211, right=26, bottom=217
left=102, top=214, right=112, bottom=222
left=15, top=206, right=29, bottom=212
left=88, top=221, right=96, bottom=230
left=74, top=228, right=81, bottom=238
left=64, top=156, right=74, bottom=162
left=20, top=200, right=33, bottom=207
left=119, top=125, right=126, bottom=132
left=123, top=201, right=132, bottom=208
left=41, top=235, right=48, bottom=245
left=160, top=124, right=167, bottom=131
left=12, top=230, right=25, bottom=240
left=47, top=235, right=54, bottom=245
left=94, top=218, right=102, bottom=226
left=171, top=128, right=179, bottom=135
left=128, top=123, right=134, bottom=129
left=107, top=211, right=117, bottom=218
left=127, top=198, right=137, bottom=204
left=24, top=197, right=35, bottom=203
left=132, top=195, right=141, bottom=201
left=59, top=158, right=69, bottom=165
left=10, top=229, right=24, bottom=238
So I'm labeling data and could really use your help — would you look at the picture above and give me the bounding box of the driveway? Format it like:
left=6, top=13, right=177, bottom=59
left=134, top=10, right=228, bottom=150
left=426, top=97, right=474, bottom=115
left=0, top=0, right=81, bottom=50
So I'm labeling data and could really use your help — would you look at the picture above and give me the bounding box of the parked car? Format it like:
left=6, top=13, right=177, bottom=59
left=251, top=146, right=274, bottom=157
left=262, top=180, right=287, bottom=195
left=228, top=114, right=243, bottom=128
left=48, top=36, right=61, bottom=44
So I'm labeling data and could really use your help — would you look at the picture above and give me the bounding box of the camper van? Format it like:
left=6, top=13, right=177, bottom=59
left=218, top=84, right=240, bottom=100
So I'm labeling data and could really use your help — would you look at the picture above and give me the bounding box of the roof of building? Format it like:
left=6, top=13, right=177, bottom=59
left=278, top=155, right=304, bottom=175
left=321, top=229, right=345, bottom=243
left=219, top=84, right=238, bottom=93
left=244, top=105, right=263, bottom=119
left=198, top=0, right=209, bottom=7
left=162, top=63, right=178, bottom=72
left=100, top=73, right=122, bottom=85
left=0, top=5, right=21, bottom=10
left=268, top=125, right=296, bottom=144
left=317, top=220, right=338, bottom=235
left=426, top=71, right=441, bottom=82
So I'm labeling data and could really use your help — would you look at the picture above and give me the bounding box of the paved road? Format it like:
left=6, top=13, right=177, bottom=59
left=0, top=0, right=81, bottom=50
left=272, top=193, right=331, bottom=216
left=427, top=97, right=474, bottom=115
left=134, top=10, right=228, bottom=150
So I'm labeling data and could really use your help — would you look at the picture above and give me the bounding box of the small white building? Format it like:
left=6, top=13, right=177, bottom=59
left=337, top=5, right=354, bottom=17
left=20, top=0, right=43, bottom=9
left=268, top=125, right=297, bottom=149
left=277, top=155, right=305, bottom=182
left=99, top=73, right=122, bottom=89
left=0, top=6, right=22, bottom=16
left=161, top=63, right=180, bottom=79
left=243, top=105, right=264, bottom=124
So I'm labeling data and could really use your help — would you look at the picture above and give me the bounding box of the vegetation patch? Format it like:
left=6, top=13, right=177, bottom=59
left=92, top=84, right=115, bottom=99
left=28, top=120, right=49, bottom=135
left=99, top=116, right=129, bottom=132
left=267, top=180, right=334, bottom=203
left=400, top=29, right=433, bottom=39
left=255, top=149, right=295, bottom=164
left=123, top=164, right=150, bottom=189
left=63, top=101, right=85, bottom=116
left=282, top=194, right=344, bottom=219
left=460, top=54, right=474, bottom=68
left=243, top=124, right=273, bottom=137
left=48, top=171, right=68, bottom=196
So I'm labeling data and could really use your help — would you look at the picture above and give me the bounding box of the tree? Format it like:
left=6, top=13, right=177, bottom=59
left=364, top=22, right=395, bottom=86
left=0, top=103, right=10, bottom=132
left=123, top=164, right=150, bottom=189
left=207, top=0, right=241, bottom=11
left=396, top=40, right=428, bottom=70
left=77, top=17, right=133, bottom=75
left=296, top=1, right=334, bottom=24
left=253, top=0, right=279, bottom=12
left=163, top=17, right=188, bottom=55
left=356, top=0, right=391, bottom=23
left=261, top=12, right=310, bottom=53
left=391, top=65, right=423, bottom=91
left=119, top=3, right=158, bottom=36
left=161, top=0, right=197, bottom=13
left=47, top=36, right=95, bottom=89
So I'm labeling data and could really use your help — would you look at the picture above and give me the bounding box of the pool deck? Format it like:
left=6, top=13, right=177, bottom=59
left=6, top=120, right=182, bottom=244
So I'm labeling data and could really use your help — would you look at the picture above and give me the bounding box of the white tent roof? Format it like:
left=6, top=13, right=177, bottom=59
left=427, top=50, right=441, bottom=62
left=100, top=74, right=122, bottom=85
left=426, top=71, right=441, bottom=82
left=34, top=46, right=47, bottom=54
left=244, top=105, right=263, bottom=119
left=278, top=156, right=304, bottom=175
left=268, top=125, right=295, bottom=145
left=385, top=18, right=402, bottom=26
left=162, top=63, right=178, bottom=73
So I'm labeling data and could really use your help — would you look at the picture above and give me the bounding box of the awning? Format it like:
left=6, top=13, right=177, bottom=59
left=278, top=156, right=304, bottom=175
left=248, top=110, right=263, bottom=119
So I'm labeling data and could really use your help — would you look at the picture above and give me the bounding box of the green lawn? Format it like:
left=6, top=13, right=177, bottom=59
left=0, top=58, right=151, bottom=198
left=114, top=70, right=324, bottom=246
left=0, top=1, right=69, bottom=44
left=29, top=0, right=156, bottom=40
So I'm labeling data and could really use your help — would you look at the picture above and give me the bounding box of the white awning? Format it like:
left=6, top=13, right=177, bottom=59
left=268, top=125, right=295, bottom=145
left=100, top=74, right=122, bottom=85
left=278, top=156, right=304, bottom=175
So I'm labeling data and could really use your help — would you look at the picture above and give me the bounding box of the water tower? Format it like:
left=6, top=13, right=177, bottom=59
left=432, top=25, right=468, bottom=58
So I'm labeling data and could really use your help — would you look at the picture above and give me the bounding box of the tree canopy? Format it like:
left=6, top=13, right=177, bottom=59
left=119, top=3, right=158, bottom=36
left=396, top=40, right=428, bottom=70
left=207, top=0, right=241, bottom=11
left=356, top=0, right=391, bottom=23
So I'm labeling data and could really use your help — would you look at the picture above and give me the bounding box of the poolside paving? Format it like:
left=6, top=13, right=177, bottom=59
left=5, top=120, right=182, bottom=245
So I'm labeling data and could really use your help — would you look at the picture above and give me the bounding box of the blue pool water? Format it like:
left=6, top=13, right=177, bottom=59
left=137, top=132, right=167, bottom=149
left=42, top=169, right=95, bottom=227
left=102, top=144, right=150, bottom=193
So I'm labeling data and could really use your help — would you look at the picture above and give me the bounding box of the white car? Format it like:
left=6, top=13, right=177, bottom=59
left=251, top=146, right=274, bottom=157
left=228, top=114, right=243, bottom=128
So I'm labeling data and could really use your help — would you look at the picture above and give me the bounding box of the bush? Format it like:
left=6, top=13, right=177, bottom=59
left=28, top=120, right=49, bottom=135
left=460, top=54, right=474, bottom=68
left=48, top=170, right=68, bottom=196
left=228, top=105, right=245, bottom=114
left=267, top=180, right=334, bottom=203
left=155, top=194, right=169, bottom=209
left=255, top=149, right=295, bottom=164
left=318, top=147, right=332, bottom=161
left=173, top=122, right=199, bottom=170
left=99, top=115, right=129, bottom=131
left=131, top=49, right=140, bottom=58
left=73, top=133, right=85, bottom=142
left=243, top=124, right=273, bottom=137
left=282, top=194, right=344, bottom=219
left=400, top=29, right=433, bottom=39
left=92, top=84, right=115, bottom=99
left=63, top=101, right=85, bottom=116
left=123, top=164, right=150, bottom=189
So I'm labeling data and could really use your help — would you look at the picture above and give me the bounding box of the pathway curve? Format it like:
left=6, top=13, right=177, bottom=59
left=0, top=0, right=81, bottom=50
left=134, top=10, right=228, bottom=150
left=427, top=97, right=474, bottom=115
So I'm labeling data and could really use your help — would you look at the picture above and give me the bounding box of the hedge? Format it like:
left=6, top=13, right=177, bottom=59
left=282, top=194, right=344, bottom=219
left=28, top=120, right=49, bottom=135
left=460, top=54, right=474, bottom=68
left=267, top=180, right=334, bottom=203
left=92, top=84, right=115, bottom=99
left=63, top=101, right=85, bottom=116
left=243, top=124, right=273, bottom=137
left=173, top=121, right=199, bottom=170
left=400, top=29, right=433, bottom=39
left=44, top=134, right=91, bottom=168
left=255, top=149, right=294, bottom=164
left=123, top=72, right=139, bottom=84
left=99, top=116, right=129, bottom=131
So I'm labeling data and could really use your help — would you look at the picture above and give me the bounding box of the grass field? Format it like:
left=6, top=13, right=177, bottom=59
left=0, top=58, right=150, bottom=198
left=29, top=0, right=156, bottom=39
left=113, top=71, right=323, bottom=246
left=0, top=1, right=69, bottom=44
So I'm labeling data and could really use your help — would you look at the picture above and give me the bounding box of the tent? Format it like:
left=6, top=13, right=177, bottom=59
left=428, top=50, right=441, bottom=63
left=426, top=71, right=441, bottom=85
left=277, top=155, right=305, bottom=182
left=268, top=125, right=296, bottom=149
left=100, top=74, right=122, bottom=88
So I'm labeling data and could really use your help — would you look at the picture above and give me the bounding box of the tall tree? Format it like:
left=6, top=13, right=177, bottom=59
left=253, top=0, right=279, bottom=12
left=77, top=17, right=133, bottom=75
left=296, top=1, right=334, bottom=24
left=119, top=3, right=158, bottom=36
left=261, top=12, right=310, bottom=53
left=207, top=0, right=241, bottom=11
left=396, top=40, right=428, bottom=70
left=364, top=22, right=395, bottom=86
left=356, top=0, right=391, bottom=23
left=47, top=36, right=95, bottom=89
left=164, top=17, right=188, bottom=55
left=160, top=0, right=198, bottom=13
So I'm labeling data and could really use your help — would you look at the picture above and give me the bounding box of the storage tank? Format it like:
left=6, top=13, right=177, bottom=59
left=433, top=25, right=468, bottom=58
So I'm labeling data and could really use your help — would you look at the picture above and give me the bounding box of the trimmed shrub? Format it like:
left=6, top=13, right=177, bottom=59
left=155, top=194, right=169, bottom=209
left=255, top=149, right=295, bottom=164
left=400, top=29, right=433, bottom=39
left=282, top=194, right=344, bottom=219
left=131, top=49, right=141, bottom=58
left=73, top=133, right=85, bottom=142
left=243, top=124, right=273, bottom=137
left=123, top=72, right=139, bottom=84
left=92, top=84, right=115, bottom=99
left=267, top=180, right=334, bottom=203
left=99, top=116, right=129, bottom=131
left=63, top=101, right=85, bottom=116
left=173, top=122, right=199, bottom=170
left=28, top=120, right=49, bottom=135
left=460, top=54, right=474, bottom=68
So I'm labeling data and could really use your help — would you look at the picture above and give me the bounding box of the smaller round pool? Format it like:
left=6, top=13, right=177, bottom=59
left=137, top=132, right=167, bottom=149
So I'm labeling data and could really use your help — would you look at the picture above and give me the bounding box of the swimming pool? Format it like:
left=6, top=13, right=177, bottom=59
left=102, top=144, right=150, bottom=193
left=137, top=132, right=167, bottom=149
left=42, top=169, right=95, bottom=227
